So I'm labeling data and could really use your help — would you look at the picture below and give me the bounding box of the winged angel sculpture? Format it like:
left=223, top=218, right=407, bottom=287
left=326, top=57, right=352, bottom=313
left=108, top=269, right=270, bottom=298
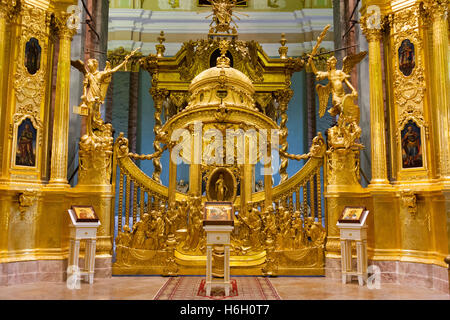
left=71, top=48, right=140, bottom=135
left=308, top=25, right=367, bottom=150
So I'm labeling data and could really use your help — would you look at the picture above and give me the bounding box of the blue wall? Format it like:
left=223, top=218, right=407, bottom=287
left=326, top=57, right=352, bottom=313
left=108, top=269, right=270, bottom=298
left=111, top=72, right=130, bottom=139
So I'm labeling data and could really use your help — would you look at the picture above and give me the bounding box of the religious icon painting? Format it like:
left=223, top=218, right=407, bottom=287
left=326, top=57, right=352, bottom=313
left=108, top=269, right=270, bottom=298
left=15, top=118, right=37, bottom=167
left=24, top=38, right=41, bottom=75
left=398, top=39, right=415, bottom=77
left=203, top=201, right=234, bottom=226
left=401, top=120, right=423, bottom=169
left=339, top=206, right=366, bottom=224
left=71, top=205, right=99, bottom=222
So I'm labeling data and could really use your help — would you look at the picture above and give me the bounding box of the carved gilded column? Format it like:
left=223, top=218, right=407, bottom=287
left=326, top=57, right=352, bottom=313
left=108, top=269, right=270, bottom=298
left=49, top=14, right=75, bottom=186
left=264, top=143, right=273, bottom=209
left=189, top=125, right=202, bottom=196
left=361, top=18, right=390, bottom=187
left=422, top=0, right=450, bottom=275
left=423, top=0, right=450, bottom=181
left=168, top=147, right=177, bottom=204
left=241, top=137, right=253, bottom=209
left=0, top=0, right=16, bottom=177
left=274, top=88, right=293, bottom=183
left=0, top=1, right=11, bottom=111
left=150, top=87, right=168, bottom=184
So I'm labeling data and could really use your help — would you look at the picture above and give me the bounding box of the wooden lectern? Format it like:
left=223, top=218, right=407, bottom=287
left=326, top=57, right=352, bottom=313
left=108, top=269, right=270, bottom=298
left=68, top=206, right=101, bottom=284
left=203, top=202, right=234, bottom=296
left=336, top=207, right=369, bottom=286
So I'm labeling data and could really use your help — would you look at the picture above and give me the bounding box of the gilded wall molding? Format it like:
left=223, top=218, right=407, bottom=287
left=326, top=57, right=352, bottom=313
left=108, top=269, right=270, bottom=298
left=13, top=4, right=50, bottom=112
left=390, top=5, right=429, bottom=177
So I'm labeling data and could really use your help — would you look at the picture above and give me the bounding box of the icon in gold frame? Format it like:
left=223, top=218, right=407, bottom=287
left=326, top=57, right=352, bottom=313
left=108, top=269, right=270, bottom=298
left=339, top=206, right=366, bottom=224
left=71, top=205, right=99, bottom=222
left=203, top=201, right=234, bottom=226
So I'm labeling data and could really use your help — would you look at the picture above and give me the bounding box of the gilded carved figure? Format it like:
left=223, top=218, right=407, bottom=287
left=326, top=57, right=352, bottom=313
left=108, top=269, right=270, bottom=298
left=73, top=48, right=139, bottom=131
left=116, top=225, right=132, bottom=263
left=308, top=25, right=366, bottom=150
left=305, top=217, right=326, bottom=247
left=215, top=173, right=228, bottom=201
left=206, top=0, right=246, bottom=34
left=165, top=204, right=179, bottom=237
left=131, top=213, right=149, bottom=249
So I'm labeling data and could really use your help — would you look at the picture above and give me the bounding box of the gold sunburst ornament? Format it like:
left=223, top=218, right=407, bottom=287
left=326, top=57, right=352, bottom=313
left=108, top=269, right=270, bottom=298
left=206, top=0, right=248, bottom=35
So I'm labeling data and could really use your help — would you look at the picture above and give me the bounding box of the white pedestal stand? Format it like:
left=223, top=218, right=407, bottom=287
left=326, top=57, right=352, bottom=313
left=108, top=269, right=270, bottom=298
left=337, top=211, right=369, bottom=286
left=68, top=209, right=101, bottom=284
left=203, top=225, right=234, bottom=296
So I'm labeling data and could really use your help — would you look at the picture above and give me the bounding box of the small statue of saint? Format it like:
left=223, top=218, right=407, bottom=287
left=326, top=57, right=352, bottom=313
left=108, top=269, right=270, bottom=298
left=215, top=173, right=228, bottom=201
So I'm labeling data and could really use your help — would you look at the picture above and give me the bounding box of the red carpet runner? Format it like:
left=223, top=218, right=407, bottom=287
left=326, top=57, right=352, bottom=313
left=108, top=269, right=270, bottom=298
left=154, top=276, right=281, bottom=300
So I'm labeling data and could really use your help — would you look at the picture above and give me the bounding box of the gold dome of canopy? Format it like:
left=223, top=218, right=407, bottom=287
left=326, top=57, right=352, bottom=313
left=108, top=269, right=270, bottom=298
left=186, top=43, right=256, bottom=111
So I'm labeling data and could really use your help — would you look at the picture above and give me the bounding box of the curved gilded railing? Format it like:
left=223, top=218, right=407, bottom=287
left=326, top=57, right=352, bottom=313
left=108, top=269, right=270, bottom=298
left=251, top=156, right=324, bottom=223
left=111, top=134, right=188, bottom=232
left=112, top=132, right=326, bottom=233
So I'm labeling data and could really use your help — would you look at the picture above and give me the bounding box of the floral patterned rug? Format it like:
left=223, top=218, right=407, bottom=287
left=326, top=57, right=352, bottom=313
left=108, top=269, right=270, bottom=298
left=154, top=276, right=281, bottom=300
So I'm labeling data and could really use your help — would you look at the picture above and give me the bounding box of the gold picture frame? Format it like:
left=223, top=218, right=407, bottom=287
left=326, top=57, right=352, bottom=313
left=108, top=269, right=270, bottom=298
left=71, top=205, right=99, bottom=222
left=203, top=201, right=234, bottom=226
left=338, top=206, right=366, bottom=224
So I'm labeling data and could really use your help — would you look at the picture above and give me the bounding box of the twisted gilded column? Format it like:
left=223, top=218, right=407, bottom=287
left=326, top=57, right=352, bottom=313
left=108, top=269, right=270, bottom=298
left=361, top=17, right=390, bottom=187
left=150, top=87, right=168, bottom=184
left=49, top=13, right=75, bottom=186
left=275, top=89, right=293, bottom=183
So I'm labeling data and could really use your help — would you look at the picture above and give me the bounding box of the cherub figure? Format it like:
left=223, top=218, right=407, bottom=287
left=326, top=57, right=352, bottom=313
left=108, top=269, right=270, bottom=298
left=165, top=203, right=178, bottom=237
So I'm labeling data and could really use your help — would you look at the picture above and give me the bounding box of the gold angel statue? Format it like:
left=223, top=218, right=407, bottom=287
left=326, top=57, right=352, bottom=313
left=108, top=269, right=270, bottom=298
left=308, top=49, right=366, bottom=121
left=72, top=48, right=140, bottom=134
left=308, top=25, right=367, bottom=149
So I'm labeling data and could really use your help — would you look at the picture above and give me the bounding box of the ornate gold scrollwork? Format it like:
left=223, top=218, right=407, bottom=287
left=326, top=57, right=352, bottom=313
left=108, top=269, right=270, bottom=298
left=14, top=4, right=50, bottom=110
left=401, top=190, right=417, bottom=217
left=18, top=189, right=36, bottom=214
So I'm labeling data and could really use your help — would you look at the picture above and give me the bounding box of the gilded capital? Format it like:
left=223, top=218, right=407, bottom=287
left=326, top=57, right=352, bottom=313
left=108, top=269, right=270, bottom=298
left=360, top=14, right=383, bottom=42
left=150, top=87, right=169, bottom=101
left=53, top=12, right=76, bottom=39
left=0, top=0, right=19, bottom=21
left=421, top=0, right=449, bottom=22
left=274, top=88, right=293, bottom=108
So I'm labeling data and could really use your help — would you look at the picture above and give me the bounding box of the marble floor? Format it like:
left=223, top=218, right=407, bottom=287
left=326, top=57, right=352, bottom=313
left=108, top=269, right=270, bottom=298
left=0, top=276, right=448, bottom=300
